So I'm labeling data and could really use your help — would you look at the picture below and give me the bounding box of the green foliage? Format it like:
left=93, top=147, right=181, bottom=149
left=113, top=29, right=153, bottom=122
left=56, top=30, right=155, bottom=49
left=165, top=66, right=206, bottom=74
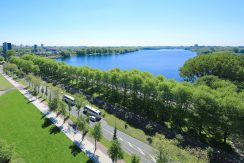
left=0, top=138, right=14, bottom=163
left=108, top=139, right=124, bottom=163
left=6, top=50, right=16, bottom=59
left=48, top=97, right=59, bottom=111
left=113, top=127, right=117, bottom=140
left=59, top=50, right=71, bottom=57
left=180, top=52, right=244, bottom=83
left=76, top=47, right=138, bottom=56
left=0, top=56, right=4, bottom=62
left=75, top=94, right=86, bottom=119
left=91, top=122, right=102, bottom=152
left=9, top=56, right=39, bottom=75
left=77, top=116, right=89, bottom=141
left=131, top=154, right=140, bottom=163
left=58, top=100, right=67, bottom=122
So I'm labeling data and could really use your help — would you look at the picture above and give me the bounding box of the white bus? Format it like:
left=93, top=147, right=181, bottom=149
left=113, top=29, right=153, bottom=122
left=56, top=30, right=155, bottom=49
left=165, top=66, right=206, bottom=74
left=63, top=95, right=75, bottom=106
left=83, top=105, right=102, bottom=120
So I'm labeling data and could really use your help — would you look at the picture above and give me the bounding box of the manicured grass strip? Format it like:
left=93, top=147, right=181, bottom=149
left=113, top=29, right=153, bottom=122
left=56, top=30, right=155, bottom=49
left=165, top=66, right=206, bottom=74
left=0, top=74, right=13, bottom=91
left=0, top=90, right=91, bottom=163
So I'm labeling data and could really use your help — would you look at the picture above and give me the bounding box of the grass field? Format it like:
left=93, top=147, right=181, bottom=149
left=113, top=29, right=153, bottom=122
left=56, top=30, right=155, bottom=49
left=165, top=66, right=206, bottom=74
left=0, top=74, right=13, bottom=90
left=0, top=90, right=91, bottom=163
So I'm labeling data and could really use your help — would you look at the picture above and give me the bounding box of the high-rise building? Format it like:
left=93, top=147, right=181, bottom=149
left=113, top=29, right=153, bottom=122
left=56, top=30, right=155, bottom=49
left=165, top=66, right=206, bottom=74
left=33, top=44, right=38, bottom=52
left=3, top=42, right=12, bottom=52
left=41, top=44, right=44, bottom=48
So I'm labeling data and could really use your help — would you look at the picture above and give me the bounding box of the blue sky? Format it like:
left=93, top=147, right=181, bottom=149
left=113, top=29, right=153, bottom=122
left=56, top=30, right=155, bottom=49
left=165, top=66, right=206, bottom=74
left=1, top=0, right=244, bottom=46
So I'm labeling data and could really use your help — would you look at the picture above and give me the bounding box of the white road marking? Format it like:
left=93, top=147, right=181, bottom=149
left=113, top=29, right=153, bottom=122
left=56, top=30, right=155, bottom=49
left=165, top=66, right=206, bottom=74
left=122, top=144, right=135, bottom=154
left=103, top=128, right=113, bottom=135
left=118, top=137, right=123, bottom=141
left=128, top=142, right=133, bottom=148
left=149, top=154, right=156, bottom=162
left=137, top=147, right=145, bottom=155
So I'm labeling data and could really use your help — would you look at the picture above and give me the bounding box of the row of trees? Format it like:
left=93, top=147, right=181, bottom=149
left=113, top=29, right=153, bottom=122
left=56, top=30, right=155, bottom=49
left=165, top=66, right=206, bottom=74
left=58, top=47, right=139, bottom=58
left=7, top=55, right=244, bottom=146
left=76, top=47, right=138, bottom=56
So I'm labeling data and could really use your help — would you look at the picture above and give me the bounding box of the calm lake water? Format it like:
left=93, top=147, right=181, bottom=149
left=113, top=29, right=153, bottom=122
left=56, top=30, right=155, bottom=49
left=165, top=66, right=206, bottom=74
left=56, top=49, right=196, bottom=81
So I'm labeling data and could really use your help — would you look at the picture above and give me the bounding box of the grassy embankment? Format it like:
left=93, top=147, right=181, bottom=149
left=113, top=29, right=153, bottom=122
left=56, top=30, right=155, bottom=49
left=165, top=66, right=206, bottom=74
left=0, top=89, right=91, bottom=163
left=0, top=73, right=13, bottom=90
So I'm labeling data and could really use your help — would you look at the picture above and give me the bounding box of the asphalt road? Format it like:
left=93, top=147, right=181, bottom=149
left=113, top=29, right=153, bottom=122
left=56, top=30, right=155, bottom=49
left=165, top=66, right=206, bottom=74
left=69, top=106, right=157, bottom=163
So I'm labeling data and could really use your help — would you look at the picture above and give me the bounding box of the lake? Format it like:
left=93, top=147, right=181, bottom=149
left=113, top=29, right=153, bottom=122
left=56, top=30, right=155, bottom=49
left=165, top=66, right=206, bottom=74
left=56, top=49, right=197, bottom=81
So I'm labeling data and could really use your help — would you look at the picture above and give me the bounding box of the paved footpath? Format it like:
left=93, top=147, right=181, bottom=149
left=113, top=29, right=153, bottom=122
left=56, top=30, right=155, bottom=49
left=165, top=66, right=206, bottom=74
left=0, top=70, right=112, bottom=163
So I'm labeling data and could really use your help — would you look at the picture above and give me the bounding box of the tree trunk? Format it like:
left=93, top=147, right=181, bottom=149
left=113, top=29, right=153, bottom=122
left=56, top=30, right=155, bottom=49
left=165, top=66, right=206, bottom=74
left=224, top=129, right=228, bottom=144
left=94, top=140, right=97, bottom=153
left=77, top=111, right=80, bottom=121
left=198, top=124, right=202, bottom=135
left=123, top=86, right=127, bottom=105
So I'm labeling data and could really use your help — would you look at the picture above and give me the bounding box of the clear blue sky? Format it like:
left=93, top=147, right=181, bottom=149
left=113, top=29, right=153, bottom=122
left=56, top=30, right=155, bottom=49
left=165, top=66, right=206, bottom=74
left=1, top=0, right=244, bottom=46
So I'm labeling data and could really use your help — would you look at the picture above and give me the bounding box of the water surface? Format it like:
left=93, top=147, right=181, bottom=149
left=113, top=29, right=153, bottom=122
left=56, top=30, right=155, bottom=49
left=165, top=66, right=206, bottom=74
left=56, top=49, right=196, bottom=81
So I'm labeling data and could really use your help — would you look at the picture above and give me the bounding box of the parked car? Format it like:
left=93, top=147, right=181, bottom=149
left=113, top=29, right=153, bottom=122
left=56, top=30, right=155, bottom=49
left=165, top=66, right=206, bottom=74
left=89, top=115, right=97, bottom=122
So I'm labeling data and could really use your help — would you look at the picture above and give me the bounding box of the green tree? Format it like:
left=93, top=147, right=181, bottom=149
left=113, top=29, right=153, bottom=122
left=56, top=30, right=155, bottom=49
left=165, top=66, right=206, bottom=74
left=0, top=56, right=4, bottom=62
left=192, top=86, right=217, bottom=135
left=108, top=139, right=124, bottom=163
left=77, top=116, right=90, bottom=141
left=58, top=100, right=67, bottom=123
left=75, top=94, right=86, bottom=122
left=180, top=52, right=244, bottom=83
left=113, top=127, right=117, bottom=140
left=154, top=139, right=170, bottom=163
left=131, top=154, right=140, bottom=163
left=6, top=50, right=16, bottom=60
left=68, top=102, right=72, bottom=117
left=49, top=97, right=59, bottom=111
left=91, top=122, right=102, bottom=153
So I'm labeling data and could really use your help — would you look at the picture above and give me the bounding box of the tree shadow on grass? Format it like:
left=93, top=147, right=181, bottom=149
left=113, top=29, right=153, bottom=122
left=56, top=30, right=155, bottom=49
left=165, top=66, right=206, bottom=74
left=41, top=118, right=52, bottom=128
left=40, top=111, right=50, bottom=119
left=27, top=99, right=36, bottom=104
left=86, top=159, right=93, bottom=163
left=69, top=142, right=81, bottom=157
left=49, top=125, right=61, bottom=135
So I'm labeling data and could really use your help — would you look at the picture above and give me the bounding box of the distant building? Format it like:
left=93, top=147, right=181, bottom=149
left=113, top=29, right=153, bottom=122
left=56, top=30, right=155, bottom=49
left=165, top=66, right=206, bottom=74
left=46, top=48, right=58, bottom=54
left=3, top=42, right=12, bottom=52
left=33, top=44, right=38, bottom=52
left=194, top=44, right=199, bottom=47
left=41, top=44, right=44, bottom=48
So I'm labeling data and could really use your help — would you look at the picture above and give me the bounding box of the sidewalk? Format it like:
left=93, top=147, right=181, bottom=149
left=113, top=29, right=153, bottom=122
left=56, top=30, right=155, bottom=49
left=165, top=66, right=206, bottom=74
left=0, top=70, right=112, bottom=163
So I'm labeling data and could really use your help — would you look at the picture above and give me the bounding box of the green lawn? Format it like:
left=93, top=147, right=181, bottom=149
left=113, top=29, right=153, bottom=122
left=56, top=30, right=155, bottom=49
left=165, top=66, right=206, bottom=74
left=0, top=90, right=91, bottom=163
left=0, top=74, right=13, bottom=90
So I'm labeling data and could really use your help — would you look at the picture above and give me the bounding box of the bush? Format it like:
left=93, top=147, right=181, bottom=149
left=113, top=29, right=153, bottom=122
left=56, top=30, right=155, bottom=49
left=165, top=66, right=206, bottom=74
left=145, top=123, right=153, bottom=134
left=131, top=154, right=140, bottom=163
left=0, top=56, right=4, bottom=62
left=0, top=139, right=14, bottom=163
left=175, top=134, right=184, bottom=146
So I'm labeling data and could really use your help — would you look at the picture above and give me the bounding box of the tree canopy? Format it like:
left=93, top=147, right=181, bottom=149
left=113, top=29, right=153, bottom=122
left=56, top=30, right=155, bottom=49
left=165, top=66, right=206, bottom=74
left=180, top=52, right=244, bottom=83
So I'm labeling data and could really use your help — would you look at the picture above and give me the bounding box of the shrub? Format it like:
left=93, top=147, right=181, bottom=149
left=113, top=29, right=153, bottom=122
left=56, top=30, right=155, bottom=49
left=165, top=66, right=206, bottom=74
left=0, top=139, right=14, bottom=163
